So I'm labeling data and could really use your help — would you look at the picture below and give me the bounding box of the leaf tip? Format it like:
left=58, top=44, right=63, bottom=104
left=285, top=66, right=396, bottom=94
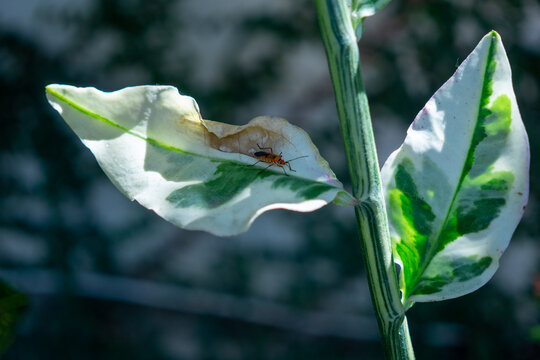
left=45, top=83, right=62, bottom=95
left=45, top=84, right=65, bottom=114
left=486, top=30, right=503, bottom=45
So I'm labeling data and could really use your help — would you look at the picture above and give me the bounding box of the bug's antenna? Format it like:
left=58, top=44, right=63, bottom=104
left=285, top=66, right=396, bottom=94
left=286, top=155, right=308, bottom=162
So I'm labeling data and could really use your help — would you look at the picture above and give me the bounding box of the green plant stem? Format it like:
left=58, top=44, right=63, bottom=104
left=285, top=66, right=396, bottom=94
left=314, top=1, right=415, bottom=359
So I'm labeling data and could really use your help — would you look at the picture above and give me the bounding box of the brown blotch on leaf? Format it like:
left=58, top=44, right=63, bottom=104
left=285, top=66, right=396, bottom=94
left=202, top=117, right=298, bottom=158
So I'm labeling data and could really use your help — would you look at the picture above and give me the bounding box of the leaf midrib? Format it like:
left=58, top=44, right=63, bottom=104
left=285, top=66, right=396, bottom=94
left=405, top=33, right=497, bottom=300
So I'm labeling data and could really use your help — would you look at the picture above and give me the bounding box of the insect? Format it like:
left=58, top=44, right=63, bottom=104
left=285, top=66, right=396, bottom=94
left=252, top=144, right=307, bottom=176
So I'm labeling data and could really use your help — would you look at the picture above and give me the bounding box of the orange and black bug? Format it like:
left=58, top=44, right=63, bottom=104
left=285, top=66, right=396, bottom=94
left=252, top=144, right=307, bottom=176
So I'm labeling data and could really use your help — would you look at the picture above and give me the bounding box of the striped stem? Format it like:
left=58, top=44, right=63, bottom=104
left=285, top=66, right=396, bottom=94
left=314, top=0, right=415, bottom=358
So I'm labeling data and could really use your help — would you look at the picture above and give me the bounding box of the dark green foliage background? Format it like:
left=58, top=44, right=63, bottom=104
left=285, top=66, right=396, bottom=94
left=0, top=0, right=538, bottom=359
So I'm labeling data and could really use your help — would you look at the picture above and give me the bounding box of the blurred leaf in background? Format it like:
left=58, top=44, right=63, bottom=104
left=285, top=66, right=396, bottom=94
left=0, top=282, right=27, bottom=355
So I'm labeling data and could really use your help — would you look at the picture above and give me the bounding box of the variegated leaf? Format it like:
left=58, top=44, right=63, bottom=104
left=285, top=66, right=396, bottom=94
left=381, top=31, right=529, bottom=306
left=46, top=85, right=353, bottom=237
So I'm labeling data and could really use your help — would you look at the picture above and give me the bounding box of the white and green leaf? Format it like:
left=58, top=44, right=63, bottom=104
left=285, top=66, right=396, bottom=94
left=381, top=31, right=529, bottom=306
left=46, top=85, right=353, bottom=237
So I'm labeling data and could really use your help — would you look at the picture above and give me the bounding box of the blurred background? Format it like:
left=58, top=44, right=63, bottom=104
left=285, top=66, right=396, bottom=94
left=0, top=0, right=539, bottom=359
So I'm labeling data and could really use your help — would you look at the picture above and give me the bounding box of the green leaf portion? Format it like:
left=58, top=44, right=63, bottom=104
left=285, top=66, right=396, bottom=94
left=382, top=31, right=529, bottom=304
left=413, top=255, right=492, bottom=295
left=435, top=91, right=514, bottom=252
left=389, top=159, right=436, bottom=300
left=439, top=171, right=513, bottom=249
left=0, top=282, right=27, bottom=355
left=166, top=161, right=334, bottom=209
left=46, top=84, right=351, bottom=236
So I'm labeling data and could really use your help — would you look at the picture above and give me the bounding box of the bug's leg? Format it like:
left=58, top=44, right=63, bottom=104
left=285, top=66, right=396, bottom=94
left=287, top=163, right=296, bottom=172
left=251, top=159, right=262, bottom=166
left=257, top=144, right=274, bottom=153
left=281, top=167, right=289, bottom=176
left=257, top=163, right=274, bottom=176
